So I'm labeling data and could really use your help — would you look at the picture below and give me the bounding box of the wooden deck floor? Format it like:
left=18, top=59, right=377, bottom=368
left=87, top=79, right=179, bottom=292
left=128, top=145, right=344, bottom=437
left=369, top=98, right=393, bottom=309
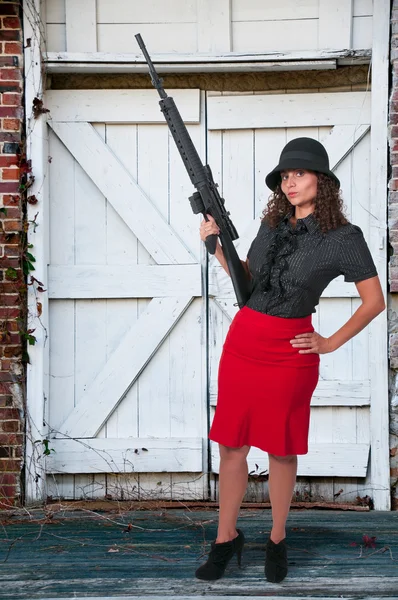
left=0, top=508, right=397, bottom=599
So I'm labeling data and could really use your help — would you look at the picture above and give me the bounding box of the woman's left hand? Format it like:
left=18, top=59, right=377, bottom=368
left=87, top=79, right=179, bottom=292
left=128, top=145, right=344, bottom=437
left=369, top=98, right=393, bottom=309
left=290, top=331, right=334, bottom=354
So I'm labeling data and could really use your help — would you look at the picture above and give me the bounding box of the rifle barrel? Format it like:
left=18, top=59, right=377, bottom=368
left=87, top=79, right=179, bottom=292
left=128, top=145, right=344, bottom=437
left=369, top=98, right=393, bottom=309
left=135, top=33, right=167, bottom=99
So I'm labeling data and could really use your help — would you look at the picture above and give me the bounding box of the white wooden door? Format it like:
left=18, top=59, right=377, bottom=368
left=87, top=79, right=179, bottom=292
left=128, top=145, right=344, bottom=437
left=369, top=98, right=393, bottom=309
left=206, top=91, right=389, bottom=508
left=44, top=90, right=207, bottom=501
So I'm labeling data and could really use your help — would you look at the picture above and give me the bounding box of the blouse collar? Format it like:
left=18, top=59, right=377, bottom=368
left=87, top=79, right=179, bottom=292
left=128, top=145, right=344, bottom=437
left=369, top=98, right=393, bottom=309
left=283, top=211, right=320, bottom=235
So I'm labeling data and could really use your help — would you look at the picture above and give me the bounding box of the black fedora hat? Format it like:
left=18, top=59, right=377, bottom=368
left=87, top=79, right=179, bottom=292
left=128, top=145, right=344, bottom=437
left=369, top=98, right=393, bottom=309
left=265, top=137, right=340, bottom=191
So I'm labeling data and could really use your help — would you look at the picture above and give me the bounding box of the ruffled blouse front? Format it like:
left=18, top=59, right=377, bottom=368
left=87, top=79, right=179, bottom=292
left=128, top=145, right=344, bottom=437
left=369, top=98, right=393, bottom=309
left=246, top=213, right=377, bottom=318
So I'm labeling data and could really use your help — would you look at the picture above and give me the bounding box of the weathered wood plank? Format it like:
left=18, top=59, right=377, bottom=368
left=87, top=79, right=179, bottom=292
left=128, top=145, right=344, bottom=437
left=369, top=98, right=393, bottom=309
left=49, top=121, right=196, bottom=265
left=48, top=265, right=202, bottom=298
left=46, top=89, right=200, bottom=123
left=58, top=296, right=193, bottom=438
left=46, top=438, right=202, bottom=473
left=65, top=0, right=97, bottom=52
left=211, top=443, right=370, bottom=477
left=319, top=0, right=353, bottom=49
left=207, top=92, right=371, bottom=130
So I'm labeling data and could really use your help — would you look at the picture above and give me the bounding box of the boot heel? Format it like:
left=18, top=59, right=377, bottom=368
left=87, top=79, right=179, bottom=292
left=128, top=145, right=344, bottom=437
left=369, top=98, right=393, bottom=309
left=195, top=529, right=245, bottom=581
left=236, top=548, right=243, bottom=567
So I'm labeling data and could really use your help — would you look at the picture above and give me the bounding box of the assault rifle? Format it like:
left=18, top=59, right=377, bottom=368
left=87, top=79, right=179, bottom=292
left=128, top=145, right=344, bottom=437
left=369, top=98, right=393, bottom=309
left=135, top=34, right=251, bottom=309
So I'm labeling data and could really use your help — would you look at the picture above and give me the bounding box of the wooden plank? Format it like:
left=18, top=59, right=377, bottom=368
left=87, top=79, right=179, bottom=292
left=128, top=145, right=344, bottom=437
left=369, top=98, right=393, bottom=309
left=232, top=20, right=318, bottom=53
left=368, top=0, right=390, bottom=511
left=210, top=380, right=370, bottom=407
left=45, top=0, right=65, bottom=23
left=319, top=0, right=353, bottom=49
left=211, top=442, right=370, bottom=476
left=354, top=0, right=373, bottom=15
left=232, top=0, right=319, bottom=21
left=96, top=0, right=197, bottom=23
left=353, top=15, right=373, bottom=49
left=207, top=92, right=371, bottom=130
left=43, top=49, right=371, bottom=73
left=57, top=296, right=193, bottom=438
left=65, top=0, right=97, bottom=52
left=49, top=121, right=195, bottom=265
left=47, top=438, right=202, bottom=473
left=98, top=23, right=197, bottom=54
left=197, top=0, right=231, bottom=52
left=46, top=89, right=200, bottom=123
left=45, top=23, right=66, bottom=52
left=323, top=124, right=370, bottom=170
left=23, top=0, right=49, bottom=504
left=48, top=265, right=202, bottom=298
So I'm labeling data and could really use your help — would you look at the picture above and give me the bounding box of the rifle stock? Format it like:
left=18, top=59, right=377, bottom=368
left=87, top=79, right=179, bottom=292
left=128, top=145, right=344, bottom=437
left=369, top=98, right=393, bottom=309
left=135, top=33, right=251, bottom=309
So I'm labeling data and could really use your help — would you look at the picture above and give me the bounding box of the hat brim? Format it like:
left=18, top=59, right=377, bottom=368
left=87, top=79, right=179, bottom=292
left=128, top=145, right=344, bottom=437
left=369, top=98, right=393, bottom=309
left=265, top=158, right=340, bottom=191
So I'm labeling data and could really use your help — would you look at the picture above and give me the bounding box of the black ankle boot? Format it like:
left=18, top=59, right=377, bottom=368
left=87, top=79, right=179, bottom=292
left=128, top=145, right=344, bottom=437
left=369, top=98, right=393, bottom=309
left=195, top=529, right=245, bottom=581
left=265, top=538, right=288, bottom=583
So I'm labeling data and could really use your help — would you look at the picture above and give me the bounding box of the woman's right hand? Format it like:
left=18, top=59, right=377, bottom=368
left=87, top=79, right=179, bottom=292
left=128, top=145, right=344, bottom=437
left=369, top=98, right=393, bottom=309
left=199, top=214, right=220, bottom=242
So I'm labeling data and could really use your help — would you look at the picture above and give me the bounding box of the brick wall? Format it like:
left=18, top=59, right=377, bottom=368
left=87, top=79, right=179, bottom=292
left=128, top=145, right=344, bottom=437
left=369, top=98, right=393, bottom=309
left=0, top=1, right=24, bottom=508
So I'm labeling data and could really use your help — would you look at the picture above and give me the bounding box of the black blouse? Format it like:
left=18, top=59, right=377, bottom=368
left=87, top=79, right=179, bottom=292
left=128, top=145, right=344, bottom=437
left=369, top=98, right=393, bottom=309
left=246, top=213, right=378, bottom=318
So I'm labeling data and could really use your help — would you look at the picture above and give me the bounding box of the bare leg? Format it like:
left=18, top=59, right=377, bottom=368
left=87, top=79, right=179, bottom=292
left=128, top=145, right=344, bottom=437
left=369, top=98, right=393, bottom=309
left=216, top=444, right=250, bottom=543
left=268, top=453, right=297, bottom=543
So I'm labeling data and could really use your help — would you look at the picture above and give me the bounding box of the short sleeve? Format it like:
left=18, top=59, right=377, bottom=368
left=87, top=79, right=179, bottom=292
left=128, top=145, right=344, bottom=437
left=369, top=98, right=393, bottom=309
left=339, top=225, right=378, bottom=283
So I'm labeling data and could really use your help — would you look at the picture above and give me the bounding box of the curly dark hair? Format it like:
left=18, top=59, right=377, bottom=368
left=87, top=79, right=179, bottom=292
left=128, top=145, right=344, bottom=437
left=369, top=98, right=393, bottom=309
left=262, top=172, right=348, bottom=233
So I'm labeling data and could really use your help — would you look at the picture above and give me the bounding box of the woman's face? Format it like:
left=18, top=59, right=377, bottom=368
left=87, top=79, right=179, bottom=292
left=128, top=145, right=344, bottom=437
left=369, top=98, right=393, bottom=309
left=280, top=169, right=318, bottom=210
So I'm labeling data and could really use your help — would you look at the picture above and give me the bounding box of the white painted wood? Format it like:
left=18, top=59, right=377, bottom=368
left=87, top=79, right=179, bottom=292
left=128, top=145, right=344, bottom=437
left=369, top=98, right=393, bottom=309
left=368, top=0, right=390, bottom=511
left=45, top=0, right=65, bottom=23
left=354, top=0, right=373, bottom=16
left=231, top=0, right=319, bottom=21
left=49, top=121, right=195, bottom=265
left=319, top=0, right=353, bottom=49
left=197, top=0, right=231, bottom=52
left=48, top=265, right=202, bottom=298
left=43, top=49, right=371, bottom=74
left=232, top=20, right=318, bottom=53
left=353, top=16, right=373, bottom=49
left=47, top=438, right=202, bottom=473
left=207, top=93, right=371, bottom=130
left=24, top=0, right=50, bottom=504
left=57, top=296, right=193, bottom=438
left=45, top=24, right=66, bottom=52
left=96, top=0, right=197, bottom=24
left=211, top=443, right=370, bottom=477
left=40, top=596, right=398, bottom=600
left=323, top=124, right=370, bottom=171
left=98, top=23, right=198, bottom=53
left=46, top=89, right=200, bottom=123
left=65, top=0, right=96, bottom=52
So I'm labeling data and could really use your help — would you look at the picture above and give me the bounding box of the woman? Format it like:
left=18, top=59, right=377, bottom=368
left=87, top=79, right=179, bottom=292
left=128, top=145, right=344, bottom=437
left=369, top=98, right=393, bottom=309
left=195, top=137, right=385, bottom=583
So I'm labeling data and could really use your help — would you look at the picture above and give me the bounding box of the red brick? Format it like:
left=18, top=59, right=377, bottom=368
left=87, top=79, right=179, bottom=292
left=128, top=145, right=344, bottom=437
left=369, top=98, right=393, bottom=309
left=4, top=42, right=22, bottom=55
left=0, top=459, right=21, bottom=471
left=2, top=17, right=20, bottom=30
left=0, top=309, right=20, bottom=318
left=0, top=294, right=19, bottom=306
left=0, top=359, right=11, bottom=370
left=0, top=107, right=18, bottom=119
left=2, top=195, right=19, bottom=206
left=0, top=5, right=18, bottom=17
left=1, top=207, right=20, bottom=219
left=390, top=178, right=398, bottom=192
left=0, top=485, right=17, bottom=498
left=2, top=346, right=21, bottom=359
left=0, top=408, right=20, bottom=420
left=4, top=245, right=19, bottom=257
left=2, top=167, right=19, bottom=180
left=2, top=118, right=20, bottom=131
left=2, top=92, right=20, bottom=105
left=2, top=219, right=21, bottom=232
left=0, top=69, right=20, bottom=82
left=0, top=472, right=17, bottom=486
left=0, top=182, right=19, bottom=193
left=0, top=30, right=20, bottom=42
left=0, top=155, right=17, bottom=167
left=0, top=421, right=20, bottom=433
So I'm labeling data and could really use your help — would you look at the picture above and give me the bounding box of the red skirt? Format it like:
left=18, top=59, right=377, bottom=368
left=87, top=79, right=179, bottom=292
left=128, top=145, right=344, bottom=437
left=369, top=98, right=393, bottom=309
left=209, top=306, right=320, bottom=456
